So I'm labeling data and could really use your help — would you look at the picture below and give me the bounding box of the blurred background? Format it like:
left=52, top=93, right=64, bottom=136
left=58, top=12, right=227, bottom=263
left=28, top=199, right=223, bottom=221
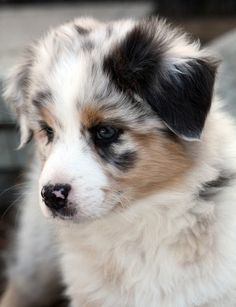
left=0, top=0, right=236, bottom=301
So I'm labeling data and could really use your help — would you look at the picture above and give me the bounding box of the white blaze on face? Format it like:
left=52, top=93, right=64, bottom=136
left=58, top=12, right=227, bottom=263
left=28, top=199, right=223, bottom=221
left=39, top=133, right=109, bottom=219
left=38, top=43, right=112, bottom=219
left=38, top=58, right=109, bottom=218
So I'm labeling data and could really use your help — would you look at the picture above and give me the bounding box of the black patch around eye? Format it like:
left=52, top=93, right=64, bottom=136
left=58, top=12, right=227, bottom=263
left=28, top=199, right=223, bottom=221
left=88, top=125, right=136, bottom=171
left=98, top=147, right=137, bottom=171
left=91, top=125, right=122, bottom=147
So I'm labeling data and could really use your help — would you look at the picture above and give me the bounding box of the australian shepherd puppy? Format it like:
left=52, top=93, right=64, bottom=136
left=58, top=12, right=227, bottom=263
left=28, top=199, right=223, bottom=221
left=1, top=17, right=236, bottom=307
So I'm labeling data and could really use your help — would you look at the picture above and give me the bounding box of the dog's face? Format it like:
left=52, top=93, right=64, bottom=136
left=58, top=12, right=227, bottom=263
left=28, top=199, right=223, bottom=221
left=4, top=18, right=217, bottom=221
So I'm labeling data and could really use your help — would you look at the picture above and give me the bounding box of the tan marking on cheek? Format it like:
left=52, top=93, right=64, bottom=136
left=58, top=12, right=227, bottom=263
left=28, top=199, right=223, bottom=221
left=114, top=132, right=193, bottom=199
left=80, top=105, right=104, bottom=128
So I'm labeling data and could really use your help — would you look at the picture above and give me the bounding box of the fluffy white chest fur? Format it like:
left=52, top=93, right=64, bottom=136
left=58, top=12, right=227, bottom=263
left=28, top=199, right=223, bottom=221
left=58, top=176, right=236, bottom=307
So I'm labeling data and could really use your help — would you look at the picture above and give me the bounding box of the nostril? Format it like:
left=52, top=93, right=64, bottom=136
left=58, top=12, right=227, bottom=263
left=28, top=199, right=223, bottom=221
left=41, top=183, right=71, bottom=210
left=41, top=184, right=54, bottom=201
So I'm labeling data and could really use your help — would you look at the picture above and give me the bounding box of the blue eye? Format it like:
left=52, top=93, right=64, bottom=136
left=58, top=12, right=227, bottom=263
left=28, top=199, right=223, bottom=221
left=93, top=125, right=121, bottom=146
left=97, top=126, right=116, bottom=139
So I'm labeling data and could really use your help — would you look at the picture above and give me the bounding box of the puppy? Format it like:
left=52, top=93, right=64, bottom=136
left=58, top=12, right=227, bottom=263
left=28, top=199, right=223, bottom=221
left=2, top=17, right=236, bottom=307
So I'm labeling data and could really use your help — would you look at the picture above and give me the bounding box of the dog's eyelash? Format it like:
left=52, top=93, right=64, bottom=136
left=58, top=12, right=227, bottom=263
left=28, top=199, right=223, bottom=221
left=39, top=122, right=54, bottom=144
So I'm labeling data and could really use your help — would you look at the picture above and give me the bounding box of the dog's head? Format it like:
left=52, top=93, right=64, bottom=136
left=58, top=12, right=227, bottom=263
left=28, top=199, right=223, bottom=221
left=3, top=17, right=217, bottom=221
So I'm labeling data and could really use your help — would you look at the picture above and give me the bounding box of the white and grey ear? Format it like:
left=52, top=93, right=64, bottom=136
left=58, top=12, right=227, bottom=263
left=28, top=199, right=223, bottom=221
left=103, top=20, right=218, bottom=141
left=3, top=49, right=33, bottom=148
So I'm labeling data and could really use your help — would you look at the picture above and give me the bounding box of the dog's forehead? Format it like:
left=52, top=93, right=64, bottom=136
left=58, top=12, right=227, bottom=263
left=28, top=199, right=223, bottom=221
left=28, top=19, right=160, bottom=129
left=31, top=19, right=135, bottom=107
left=27, top=17, right=207, bottom=135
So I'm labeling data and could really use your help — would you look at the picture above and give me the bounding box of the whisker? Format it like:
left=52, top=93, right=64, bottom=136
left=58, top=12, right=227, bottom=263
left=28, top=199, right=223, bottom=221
left=0, top=182, right=28, bottom=199
left=0, top=197, right=22, bottom=220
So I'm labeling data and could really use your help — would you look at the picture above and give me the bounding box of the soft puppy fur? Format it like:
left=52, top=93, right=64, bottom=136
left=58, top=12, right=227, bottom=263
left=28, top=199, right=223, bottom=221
left=2, top=17, right=236, bottom=307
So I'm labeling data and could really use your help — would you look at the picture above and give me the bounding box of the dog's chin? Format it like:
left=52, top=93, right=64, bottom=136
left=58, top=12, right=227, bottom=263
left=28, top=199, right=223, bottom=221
left=51, top=207, right=78, bottom=221
left=40, top=199, right=120, bottom=223
left=40, top=202, right=104, bottom=223
left=39, top=201, right=78, bottom=221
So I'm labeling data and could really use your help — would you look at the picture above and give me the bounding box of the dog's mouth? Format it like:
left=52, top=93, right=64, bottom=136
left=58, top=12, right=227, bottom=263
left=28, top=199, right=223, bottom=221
left=51, top=206, right=77, bottom=220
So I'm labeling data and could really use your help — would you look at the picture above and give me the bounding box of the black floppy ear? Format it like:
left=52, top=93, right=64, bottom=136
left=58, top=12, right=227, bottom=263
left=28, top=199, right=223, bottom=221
left=142, top=57, right=218, bottom=140
left=3, top=47, right=33, bottom=148
left=103, top=21, right=218, bottom=140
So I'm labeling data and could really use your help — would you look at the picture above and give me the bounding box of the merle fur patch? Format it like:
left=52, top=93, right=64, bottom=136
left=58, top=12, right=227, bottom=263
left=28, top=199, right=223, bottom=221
left=98, top=147, right=137, bottom=171
left=74, top=25, right=90, bottom=35
left=32, top=90, right=52, bottom=107
left=82, top=40, right=94, bottom=52
left=199, top=175, right=233, bottom=199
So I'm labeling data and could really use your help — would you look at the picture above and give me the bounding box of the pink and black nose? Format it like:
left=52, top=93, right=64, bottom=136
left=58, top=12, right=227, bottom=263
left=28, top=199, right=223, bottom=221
left=41, top=184, right=71, bottom=211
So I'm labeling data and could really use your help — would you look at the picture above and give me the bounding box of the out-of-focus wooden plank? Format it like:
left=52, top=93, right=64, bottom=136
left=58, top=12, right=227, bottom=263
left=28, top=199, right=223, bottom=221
left=0, top=3, right=153, bottom=78
left=169, top=17, right=236, bottom=43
